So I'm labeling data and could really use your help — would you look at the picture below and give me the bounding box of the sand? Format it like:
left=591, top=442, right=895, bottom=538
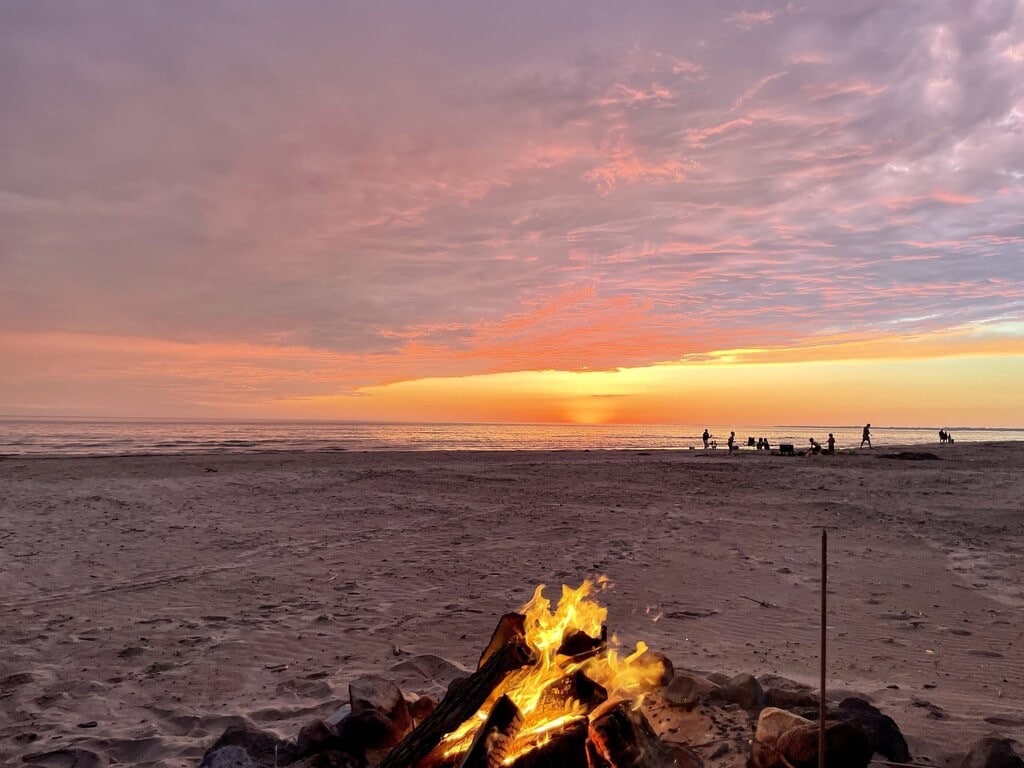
left=1, top=443, right=1022, bottom=767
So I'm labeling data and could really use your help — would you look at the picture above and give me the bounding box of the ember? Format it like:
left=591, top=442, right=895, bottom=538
left=382, top=578, right=677, bottom=768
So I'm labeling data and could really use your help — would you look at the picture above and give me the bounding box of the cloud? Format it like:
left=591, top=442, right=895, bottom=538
left=0, top=0, right=1022, bottom=415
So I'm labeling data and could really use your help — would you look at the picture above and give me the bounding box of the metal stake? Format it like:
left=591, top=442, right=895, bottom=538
left=819, top=527, right=827, bottom=768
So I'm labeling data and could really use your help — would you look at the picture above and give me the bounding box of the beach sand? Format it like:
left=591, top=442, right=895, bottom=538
left=2, top=443, right=1022, bottom=767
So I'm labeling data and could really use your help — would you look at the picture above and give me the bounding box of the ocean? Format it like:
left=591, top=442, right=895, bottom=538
left=0, top=418, right=1020, bottom=457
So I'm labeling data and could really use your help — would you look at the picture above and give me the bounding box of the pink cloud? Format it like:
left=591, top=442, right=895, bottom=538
left=583, top=128, right=687, bottom=191
left=930, top=189, right=982, bottom=205
left=595, top=83, right=675, bottom=108
left=726, top=9, right=780, bottom=29
left=802, top=81, right=888, bottom=101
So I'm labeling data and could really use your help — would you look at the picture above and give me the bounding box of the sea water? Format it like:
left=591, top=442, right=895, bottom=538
left=0, top=418, right=1021, bottom=457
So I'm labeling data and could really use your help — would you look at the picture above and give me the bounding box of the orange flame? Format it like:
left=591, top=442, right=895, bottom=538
left=438, top=578, right=666, bottom=765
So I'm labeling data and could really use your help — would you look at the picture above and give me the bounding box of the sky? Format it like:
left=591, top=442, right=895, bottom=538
left=1, top=1, right=1022, bottom=426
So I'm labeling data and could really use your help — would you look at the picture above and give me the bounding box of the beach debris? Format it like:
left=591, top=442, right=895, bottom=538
left=959, top=735, right=1024, bottom=768
left=664, top=608, right=719, bottom=619
left=739, top=595, right=779, bottom=609
left=910, top=696, right=946, bottom=719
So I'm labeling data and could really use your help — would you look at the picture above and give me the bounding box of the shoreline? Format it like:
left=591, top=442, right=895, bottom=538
left=2, top=438, right=1021, bottom=462
left=2, top=445, right=1023, bottom=767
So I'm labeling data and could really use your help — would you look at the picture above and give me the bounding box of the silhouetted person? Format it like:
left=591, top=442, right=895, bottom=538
left=861, top=423, right=872, bottom=448
left=809, top=438, right=822, bottom=455
left=756, top=437, right=764, bottom=450
left=939, top=429, right=946, bottom=443
left=762, top=437, right=771, bottom=451
left=827, top=433, right=835, bottom=454
left=702, top=429, right=710, bottom=449
left=727, top=431, right=736, bottom=450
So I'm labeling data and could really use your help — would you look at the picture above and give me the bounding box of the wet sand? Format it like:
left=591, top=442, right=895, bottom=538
left=1, top=443, right=1022, bottom=767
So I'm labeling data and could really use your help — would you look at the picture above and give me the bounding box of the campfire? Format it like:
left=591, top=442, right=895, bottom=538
left=381, top=578, right=678, bottom=768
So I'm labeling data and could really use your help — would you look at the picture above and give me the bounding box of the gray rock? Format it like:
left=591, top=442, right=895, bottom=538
left=757, top=707, right=812, bottom=745
left=960, top=736, right=1024, bottom=768
left=721, top=672, right=768, bottom=711
left=758, top=674, right=818, bottom=709
left=664, top=672, right=720, bottom=707
left=287, top=751, right=362, bottom=768
left=638, top=648, right=675, bottom=687
left=350, top=674, right=408, bottom=721
left=752, top=707, right=813, bottom=768
left=199, top=723, right=297, bottom=768
left=200, top=746, right=255, bottom=768
left=776, top=721, right=873, bottom=768
left=348, top=673, right=412, bottom=749
left=835, top=697, right=911, bottom=763
left=324, top=703, right=352, bottom=728
left=387, top=654, right=471, bottom=697
left=296, top=719, right=337, bottom=758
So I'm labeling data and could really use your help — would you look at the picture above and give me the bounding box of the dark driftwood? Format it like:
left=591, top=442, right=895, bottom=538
left=380, top=638, right=532, bottom=768
left=478, top=613, right=526, bottom=669
left=556, top=626, right=607, bottom=660
left=508, top=719, right=591, bottom=768
left=457, top=694, right=521, bottom=768
left=589, top=703, right=678, bottom=768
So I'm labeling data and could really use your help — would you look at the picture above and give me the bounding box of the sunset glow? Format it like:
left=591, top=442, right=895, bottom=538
left=1, top=2, right=1022, bottom=425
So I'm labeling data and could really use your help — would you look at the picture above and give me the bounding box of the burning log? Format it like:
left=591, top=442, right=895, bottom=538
left=557, top=626, right=607, bottom=660
left=506, top=718, right=591, bottom=768
left=457, top=694, right=521, bottom=768
left=478, top=613, right=527, bottom=668
left=380, top=623, right=533, bottom=768
left=589, top=702, right=680, bottom=768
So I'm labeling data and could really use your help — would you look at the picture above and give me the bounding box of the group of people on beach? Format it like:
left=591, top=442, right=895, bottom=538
left=808, top=434, right=837, bottom=454
left=700, top=423, right=873, bottom=454
left=939, top=429, right=955, bottom=444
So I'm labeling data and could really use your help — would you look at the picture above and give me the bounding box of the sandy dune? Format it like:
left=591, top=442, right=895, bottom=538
left=2, top=443, right=1022, bottom=767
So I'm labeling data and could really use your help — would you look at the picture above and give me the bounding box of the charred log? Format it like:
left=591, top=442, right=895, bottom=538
left=557, top=626, right=607, bottom=661
left=478, top=613, right=526, bottom=669
left=380, top=633, right=532, bottom=768
left=457, top=695, right=521, bottom=768
left=544, top=670, right=608, bottom=712
left=589, top=702, right=680, bottom=768
left=507, top=719, right=591, bottom=768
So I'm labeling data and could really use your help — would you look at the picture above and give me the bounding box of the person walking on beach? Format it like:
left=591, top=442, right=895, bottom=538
left=702, top=429, right=710, bottom=449
left=827, top=433, right=835, bottom=454
left=861, top=423, right=872, bottom=448
left=727, top=431, right=736, bottom=450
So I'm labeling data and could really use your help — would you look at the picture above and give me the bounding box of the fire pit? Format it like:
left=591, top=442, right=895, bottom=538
left=381, top=578, right=679, bottom=768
